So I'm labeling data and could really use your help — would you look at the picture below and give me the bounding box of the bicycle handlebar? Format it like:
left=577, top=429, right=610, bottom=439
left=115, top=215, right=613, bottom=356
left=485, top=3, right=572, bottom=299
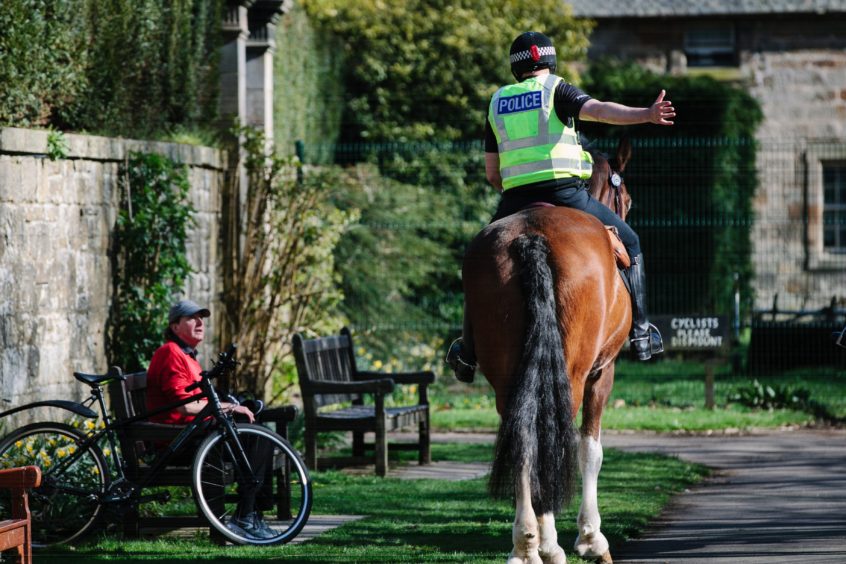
left=184, top=344, right=237, bottom=393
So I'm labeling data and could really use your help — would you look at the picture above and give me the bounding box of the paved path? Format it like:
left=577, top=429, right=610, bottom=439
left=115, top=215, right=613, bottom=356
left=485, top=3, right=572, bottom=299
left=402, top=429, right=846, bottom=563
left=603, top=429, right=846, bottom=563
left=287, top=428, right=846, bottom=559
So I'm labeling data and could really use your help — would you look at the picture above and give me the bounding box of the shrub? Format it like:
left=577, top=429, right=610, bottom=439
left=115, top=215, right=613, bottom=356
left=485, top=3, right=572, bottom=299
left=0, top=0, right=223, bottom=138
left=108, top=152, right=195, bottom=372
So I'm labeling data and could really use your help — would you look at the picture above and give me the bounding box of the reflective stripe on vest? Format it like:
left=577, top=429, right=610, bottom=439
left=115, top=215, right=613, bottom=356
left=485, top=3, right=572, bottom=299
left=488, top=74, right=593, bottom=190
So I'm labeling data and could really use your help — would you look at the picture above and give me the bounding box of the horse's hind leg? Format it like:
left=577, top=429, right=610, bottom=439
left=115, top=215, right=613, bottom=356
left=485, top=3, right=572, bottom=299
left=537, top=513, right=567, bottom=563
left=574, top=364, right=615, bottom=563
left=508, top=466, right=543, bottom=564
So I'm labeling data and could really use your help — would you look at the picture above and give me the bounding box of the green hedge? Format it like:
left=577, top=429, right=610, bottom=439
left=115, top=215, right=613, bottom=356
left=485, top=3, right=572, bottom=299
left=581, top=60, right=763, bottom=316
left=0, top=0, right=222, bottom=138
left=273, top=3, right=345, bottom=163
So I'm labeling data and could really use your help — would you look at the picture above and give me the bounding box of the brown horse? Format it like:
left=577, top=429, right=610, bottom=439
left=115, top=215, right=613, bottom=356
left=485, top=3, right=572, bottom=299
left=463, top=138, right=633, bottom=563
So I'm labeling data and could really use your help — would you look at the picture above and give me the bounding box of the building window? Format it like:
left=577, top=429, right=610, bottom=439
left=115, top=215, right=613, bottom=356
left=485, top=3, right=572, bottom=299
left=823, top=162, right=846, bottom=253
left=806, top=143, right=846, bottom=270
left=684, top=25, right=736, bottom=67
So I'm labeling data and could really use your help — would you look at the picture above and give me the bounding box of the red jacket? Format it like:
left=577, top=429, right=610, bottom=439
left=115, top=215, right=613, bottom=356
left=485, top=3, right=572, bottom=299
left=146, top=341, right=203, bottom=425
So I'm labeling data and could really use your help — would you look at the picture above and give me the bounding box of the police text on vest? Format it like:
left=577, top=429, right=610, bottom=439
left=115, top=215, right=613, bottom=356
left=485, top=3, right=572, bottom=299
left=497, top=91, right=543, bottom=115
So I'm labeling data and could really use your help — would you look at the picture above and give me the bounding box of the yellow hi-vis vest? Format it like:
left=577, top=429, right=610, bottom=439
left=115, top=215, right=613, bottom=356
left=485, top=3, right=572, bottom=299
left=488, top=74, right=593, bottom=190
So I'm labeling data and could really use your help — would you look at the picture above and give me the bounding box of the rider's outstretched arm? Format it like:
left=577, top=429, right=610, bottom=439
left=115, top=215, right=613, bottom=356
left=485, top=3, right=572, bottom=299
left=580, top=90, right=675, bottom=126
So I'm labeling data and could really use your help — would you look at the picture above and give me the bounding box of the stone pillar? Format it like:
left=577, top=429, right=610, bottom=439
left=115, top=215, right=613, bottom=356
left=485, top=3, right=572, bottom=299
left=219, top=1, right=251, bottom=130
left=220, top=0, right=290, bottom=138
left=246, top=1, right=291, bottom=142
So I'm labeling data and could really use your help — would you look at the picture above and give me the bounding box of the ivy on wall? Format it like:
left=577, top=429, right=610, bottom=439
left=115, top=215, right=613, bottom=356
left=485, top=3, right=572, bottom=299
left=273, top=2, right=345, bottom=163
left=108, top=152, right=195, bottom=372
left=0, top=0, right=222, bottom=139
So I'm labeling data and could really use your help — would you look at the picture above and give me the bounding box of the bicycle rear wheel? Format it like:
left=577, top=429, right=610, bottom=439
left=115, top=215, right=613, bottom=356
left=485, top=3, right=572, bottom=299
left=0, top=422, right=109, bottom=546
left=192, top=423, right=312, bottom=545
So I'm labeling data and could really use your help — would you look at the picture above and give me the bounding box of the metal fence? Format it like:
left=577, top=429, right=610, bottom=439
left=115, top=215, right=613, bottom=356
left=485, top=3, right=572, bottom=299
left=301, top=136, right=846, bottom=368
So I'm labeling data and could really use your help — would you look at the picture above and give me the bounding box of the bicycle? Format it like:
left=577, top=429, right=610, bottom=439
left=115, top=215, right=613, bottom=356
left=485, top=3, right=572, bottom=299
left=0, top=345, right=312, bottom=547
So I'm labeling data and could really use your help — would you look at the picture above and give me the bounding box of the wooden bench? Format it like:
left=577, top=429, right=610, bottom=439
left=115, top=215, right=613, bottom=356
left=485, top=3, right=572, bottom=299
left=0, top=465, right=41, bottom=564
left=109, top=371, right=298, bottom=538
left=292, top=327, right=434, bottom=477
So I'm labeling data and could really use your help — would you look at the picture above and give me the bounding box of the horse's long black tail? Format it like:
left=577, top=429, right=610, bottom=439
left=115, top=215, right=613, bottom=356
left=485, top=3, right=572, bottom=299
left=489, top=234, right=578, bottom=515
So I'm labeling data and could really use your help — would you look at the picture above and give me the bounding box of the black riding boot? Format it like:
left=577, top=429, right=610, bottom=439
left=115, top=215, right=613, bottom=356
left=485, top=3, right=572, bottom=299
left=445, top=337, right=476, bottom=383
left=627, top=255, right=664, bottom=361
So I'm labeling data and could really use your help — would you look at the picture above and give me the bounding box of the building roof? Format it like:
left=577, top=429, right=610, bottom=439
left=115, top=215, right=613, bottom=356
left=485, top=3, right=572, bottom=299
left=566, top=0, right=846, bottom=18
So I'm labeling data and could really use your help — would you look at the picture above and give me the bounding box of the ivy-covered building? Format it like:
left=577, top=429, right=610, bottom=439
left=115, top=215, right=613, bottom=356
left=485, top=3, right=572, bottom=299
left=568, top=0, right=846, bottom=319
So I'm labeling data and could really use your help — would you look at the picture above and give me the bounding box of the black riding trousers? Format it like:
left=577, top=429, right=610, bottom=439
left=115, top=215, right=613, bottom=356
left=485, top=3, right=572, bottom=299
left=491, top=185, right=641, bottom=257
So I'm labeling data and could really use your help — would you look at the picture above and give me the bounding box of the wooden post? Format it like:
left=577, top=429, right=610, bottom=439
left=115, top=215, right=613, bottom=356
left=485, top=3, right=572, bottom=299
left=704, top=361, right=716, bottom=410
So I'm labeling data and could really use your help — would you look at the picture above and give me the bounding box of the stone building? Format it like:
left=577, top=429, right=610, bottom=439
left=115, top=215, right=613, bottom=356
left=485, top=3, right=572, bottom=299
left=568, top=0, right=846, bottom=315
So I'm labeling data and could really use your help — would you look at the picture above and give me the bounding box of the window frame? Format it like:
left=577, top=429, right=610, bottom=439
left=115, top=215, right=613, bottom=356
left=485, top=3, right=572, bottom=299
left=683, top=24, right=737, bottom=68
left=805, top=142, right=846, bottom=270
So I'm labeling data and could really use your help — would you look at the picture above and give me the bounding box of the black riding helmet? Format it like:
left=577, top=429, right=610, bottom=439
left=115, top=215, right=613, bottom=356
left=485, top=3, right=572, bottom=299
left=509, top=31, right=557, bottom=80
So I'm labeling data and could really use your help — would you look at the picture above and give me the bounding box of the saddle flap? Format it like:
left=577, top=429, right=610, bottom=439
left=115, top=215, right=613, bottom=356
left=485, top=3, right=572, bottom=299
left=605, top=226, right=631, bottom=268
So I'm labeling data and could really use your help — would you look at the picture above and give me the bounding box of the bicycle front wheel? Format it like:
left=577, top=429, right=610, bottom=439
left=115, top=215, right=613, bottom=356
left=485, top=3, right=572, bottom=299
left=0, top=422, right=109, bottom=546
left=192, top=423, right=312, bottom=545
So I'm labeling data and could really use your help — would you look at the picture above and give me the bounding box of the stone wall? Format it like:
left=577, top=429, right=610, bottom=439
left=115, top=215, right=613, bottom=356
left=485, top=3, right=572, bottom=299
left=0, top=127, right=226, bottom=427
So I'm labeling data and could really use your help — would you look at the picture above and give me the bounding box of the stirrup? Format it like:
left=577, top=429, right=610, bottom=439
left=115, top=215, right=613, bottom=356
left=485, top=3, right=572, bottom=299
left=631, top=323, right=664, bottom=361
left=445, top=338, right=476, bottom=383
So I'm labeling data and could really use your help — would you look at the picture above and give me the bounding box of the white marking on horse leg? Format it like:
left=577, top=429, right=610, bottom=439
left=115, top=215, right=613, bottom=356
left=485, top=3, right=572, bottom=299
left=507, top=466, right=543, bottom=564
left=537, top=512, right=566, bottom=564
left=574, top=434, right=611, bottom=560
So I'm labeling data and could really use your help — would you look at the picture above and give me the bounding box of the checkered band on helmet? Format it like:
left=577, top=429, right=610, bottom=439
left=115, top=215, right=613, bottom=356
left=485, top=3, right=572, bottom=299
left=509, top=31, right=557, bottom=80
left=509, top=46, right=556, bottom=65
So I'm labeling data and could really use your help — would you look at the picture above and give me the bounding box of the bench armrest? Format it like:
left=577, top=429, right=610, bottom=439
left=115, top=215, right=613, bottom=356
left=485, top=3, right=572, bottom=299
left=356, top=370, right=435, bottom=386
left=0, top=466, right=41, bottom=489
left=307, top=378, right=395, bottom=395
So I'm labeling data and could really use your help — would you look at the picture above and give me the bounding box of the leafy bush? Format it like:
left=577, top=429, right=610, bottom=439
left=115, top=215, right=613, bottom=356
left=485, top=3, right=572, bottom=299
left=0, top=0, right=89, bottom=127
left=108, top=152, right=195, bottom=371
left=219, top=126, right=356, bottom=399
left=730, top=379, right=811, bottom=411
left=0, top=0, right=222, bottom=138
left=273, top=3, right=345, bottom=163
left=302, top=0, right=592, bottom=143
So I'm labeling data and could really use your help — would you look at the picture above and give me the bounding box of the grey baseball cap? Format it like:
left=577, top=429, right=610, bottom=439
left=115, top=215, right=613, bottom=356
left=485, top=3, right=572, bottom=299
left=168, top=300, right=211, bottom=324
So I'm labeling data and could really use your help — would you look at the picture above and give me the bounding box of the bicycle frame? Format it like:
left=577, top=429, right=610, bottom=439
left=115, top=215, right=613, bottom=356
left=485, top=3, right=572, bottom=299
left=43, top=356, right=258, bottom=505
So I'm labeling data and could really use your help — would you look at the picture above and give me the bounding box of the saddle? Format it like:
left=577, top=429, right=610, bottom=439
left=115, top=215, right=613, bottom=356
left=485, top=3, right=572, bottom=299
left=522, top=202, right=631, bottom=268
left=605, top=226, right=631, bottom=268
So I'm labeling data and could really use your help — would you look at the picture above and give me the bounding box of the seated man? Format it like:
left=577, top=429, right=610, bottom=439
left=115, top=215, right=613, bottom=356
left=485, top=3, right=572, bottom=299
left=146, top=299, right=273, bottom=540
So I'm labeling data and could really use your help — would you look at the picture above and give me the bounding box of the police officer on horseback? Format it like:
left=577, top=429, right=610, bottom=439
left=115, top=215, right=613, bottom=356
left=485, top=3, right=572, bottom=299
left=448, top=31, right=674, bottom=381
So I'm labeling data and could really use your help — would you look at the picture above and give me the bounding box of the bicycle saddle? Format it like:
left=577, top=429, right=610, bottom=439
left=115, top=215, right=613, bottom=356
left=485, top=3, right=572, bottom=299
left=74, top=367, right=125, bottom=385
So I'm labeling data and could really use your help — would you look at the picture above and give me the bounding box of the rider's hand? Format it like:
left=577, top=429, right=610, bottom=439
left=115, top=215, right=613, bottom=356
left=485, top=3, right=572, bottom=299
left=650, top=90, right=675, bottom=125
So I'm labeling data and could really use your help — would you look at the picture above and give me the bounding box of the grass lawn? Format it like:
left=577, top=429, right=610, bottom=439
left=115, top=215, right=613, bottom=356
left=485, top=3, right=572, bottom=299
left=430, top=360, right=846, bottom=432
left=36, top=442, right=708, bottom=563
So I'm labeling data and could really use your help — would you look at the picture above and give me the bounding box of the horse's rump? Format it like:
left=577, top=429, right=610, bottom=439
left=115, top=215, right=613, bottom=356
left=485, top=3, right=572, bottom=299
left=462, top=206, right=630, bottom=513
left=463, top=206, right=630, bottom=406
